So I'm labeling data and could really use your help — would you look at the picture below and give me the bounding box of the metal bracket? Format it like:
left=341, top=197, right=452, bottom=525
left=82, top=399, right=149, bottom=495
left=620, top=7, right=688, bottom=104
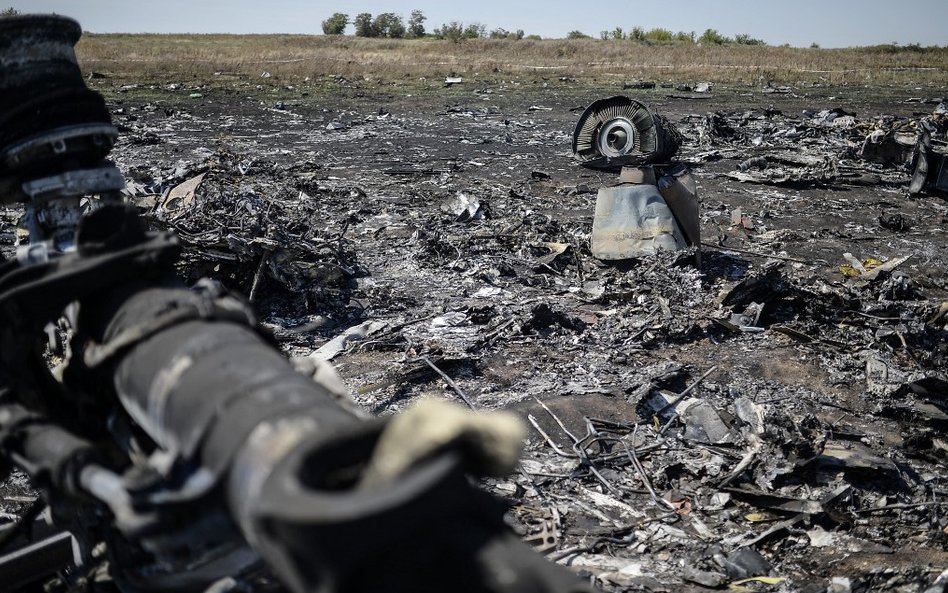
left=21, top=163, right=125, bottom=202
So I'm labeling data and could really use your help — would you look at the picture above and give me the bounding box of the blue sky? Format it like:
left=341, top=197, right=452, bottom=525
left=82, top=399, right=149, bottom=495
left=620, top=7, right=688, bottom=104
left=8, top=0, right=947, bottom=47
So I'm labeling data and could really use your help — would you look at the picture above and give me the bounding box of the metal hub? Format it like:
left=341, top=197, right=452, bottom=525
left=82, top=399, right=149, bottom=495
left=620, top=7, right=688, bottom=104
left=597, top=119, right=636, bottom=157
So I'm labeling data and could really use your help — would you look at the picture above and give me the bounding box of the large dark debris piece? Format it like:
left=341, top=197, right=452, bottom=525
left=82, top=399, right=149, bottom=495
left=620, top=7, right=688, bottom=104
left=0, top=15, right=593, bottom=593
left=908, top=104, right=948, bottom=195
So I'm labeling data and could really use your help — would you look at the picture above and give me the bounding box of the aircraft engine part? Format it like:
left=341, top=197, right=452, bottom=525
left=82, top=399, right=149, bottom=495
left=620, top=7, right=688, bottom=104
left=590, top=166, right=687, bottom=260
left=572, top=96, right=682, bottom=171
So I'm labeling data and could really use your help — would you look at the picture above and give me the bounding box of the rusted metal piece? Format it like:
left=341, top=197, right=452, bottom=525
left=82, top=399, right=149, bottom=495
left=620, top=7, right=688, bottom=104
left=908, top=112, right=948, bottom=195
left=658, top=165, right=701, bottom=266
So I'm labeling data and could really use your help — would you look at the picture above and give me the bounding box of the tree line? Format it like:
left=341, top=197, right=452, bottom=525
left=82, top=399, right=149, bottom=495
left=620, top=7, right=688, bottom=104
left=321, top=11, right=769, bottom=45
left=321, top=10, right=425, bottom=38
left=321, top=10, right=534, bottom=41
left=573, top=27, right=766, bottom=46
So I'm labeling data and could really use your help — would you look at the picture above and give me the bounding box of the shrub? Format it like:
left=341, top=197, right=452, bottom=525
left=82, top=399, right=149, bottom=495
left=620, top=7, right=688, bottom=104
left=566, top=30, right=590, bottom=39
left=675, top=31, right=696, bottom=44
left=463, top=23, right=486, bottom=39
left=735, top=33, right=766, bottom=46
left=490, top=28, right=525, bottom=40
left=698, top=28, right=731, bottom=45
left=434, top=21, right=464, bottom=42
left=644, top=28, right=674, bottom=42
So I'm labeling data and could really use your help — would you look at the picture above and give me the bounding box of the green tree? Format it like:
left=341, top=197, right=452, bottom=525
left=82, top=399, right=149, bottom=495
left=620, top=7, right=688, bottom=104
left=629, top=26, right=645, bottom=41
left=354, top=13, right=376, bottom=37
left=566, top=30, right=590, bottom=39
left=388, top=16, right=406, bottom=38
left=698, top=28, right=731, bottom=45
left=407, top=10, right=426, bottom=38
left=321, top=12, right=348, bottom=35
left=611, top=27, right=624, bottom=40
left=372, top=13, right=404, bottom=38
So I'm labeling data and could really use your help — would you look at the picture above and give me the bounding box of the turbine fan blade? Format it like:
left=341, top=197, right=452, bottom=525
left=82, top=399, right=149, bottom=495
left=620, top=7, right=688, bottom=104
left=571, top=96, right=682, bottom=171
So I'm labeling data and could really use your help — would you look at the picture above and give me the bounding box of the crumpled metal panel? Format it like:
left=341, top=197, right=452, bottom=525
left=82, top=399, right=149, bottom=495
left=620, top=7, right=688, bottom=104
left=590, top=182, right=686, bottom=260
left=658, top=168, right=701, bottom=266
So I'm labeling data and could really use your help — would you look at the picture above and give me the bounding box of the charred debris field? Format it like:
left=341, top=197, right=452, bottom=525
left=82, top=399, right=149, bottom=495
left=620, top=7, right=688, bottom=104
left=5, top=73, right=948, bottom=592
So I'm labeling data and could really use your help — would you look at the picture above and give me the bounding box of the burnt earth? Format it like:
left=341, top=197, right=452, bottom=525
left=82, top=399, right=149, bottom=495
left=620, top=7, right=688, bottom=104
left=2, top=80, right=947, bottom=592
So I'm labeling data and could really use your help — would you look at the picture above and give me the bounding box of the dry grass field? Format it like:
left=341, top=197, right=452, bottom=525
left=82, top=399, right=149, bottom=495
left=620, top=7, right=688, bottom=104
left=76, top=34, right=948, bottom=88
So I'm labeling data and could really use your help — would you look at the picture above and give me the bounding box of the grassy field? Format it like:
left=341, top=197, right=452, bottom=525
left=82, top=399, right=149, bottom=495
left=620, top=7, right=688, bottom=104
left=77, top=34, right=948, bottom=90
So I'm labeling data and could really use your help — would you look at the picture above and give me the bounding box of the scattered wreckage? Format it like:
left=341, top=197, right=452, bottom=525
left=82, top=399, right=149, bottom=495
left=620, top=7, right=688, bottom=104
left=2, top=13, right=948, bottom=593
left=691, top=101, right=948, bottom=195
left=0, top=15, right=589, bottom=593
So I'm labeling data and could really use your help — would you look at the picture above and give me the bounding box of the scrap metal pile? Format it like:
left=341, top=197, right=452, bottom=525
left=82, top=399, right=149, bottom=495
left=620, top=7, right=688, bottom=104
left=687, top=101, right=948, bottom=193
left=2, top=18, right=947, bottom=593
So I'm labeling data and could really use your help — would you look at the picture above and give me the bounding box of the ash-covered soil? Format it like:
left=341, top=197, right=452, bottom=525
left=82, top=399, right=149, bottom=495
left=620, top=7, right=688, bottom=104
left=4, top=79, right=948, bottom=592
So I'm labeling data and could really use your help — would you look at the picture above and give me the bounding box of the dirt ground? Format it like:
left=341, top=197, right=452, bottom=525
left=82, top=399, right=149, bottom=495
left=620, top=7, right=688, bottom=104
left=4, top=78, right=948, bottom=592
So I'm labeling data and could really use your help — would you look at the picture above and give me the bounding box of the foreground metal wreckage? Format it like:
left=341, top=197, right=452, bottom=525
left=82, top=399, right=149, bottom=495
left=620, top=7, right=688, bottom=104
left=0, top=15, right=589, bottom=593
